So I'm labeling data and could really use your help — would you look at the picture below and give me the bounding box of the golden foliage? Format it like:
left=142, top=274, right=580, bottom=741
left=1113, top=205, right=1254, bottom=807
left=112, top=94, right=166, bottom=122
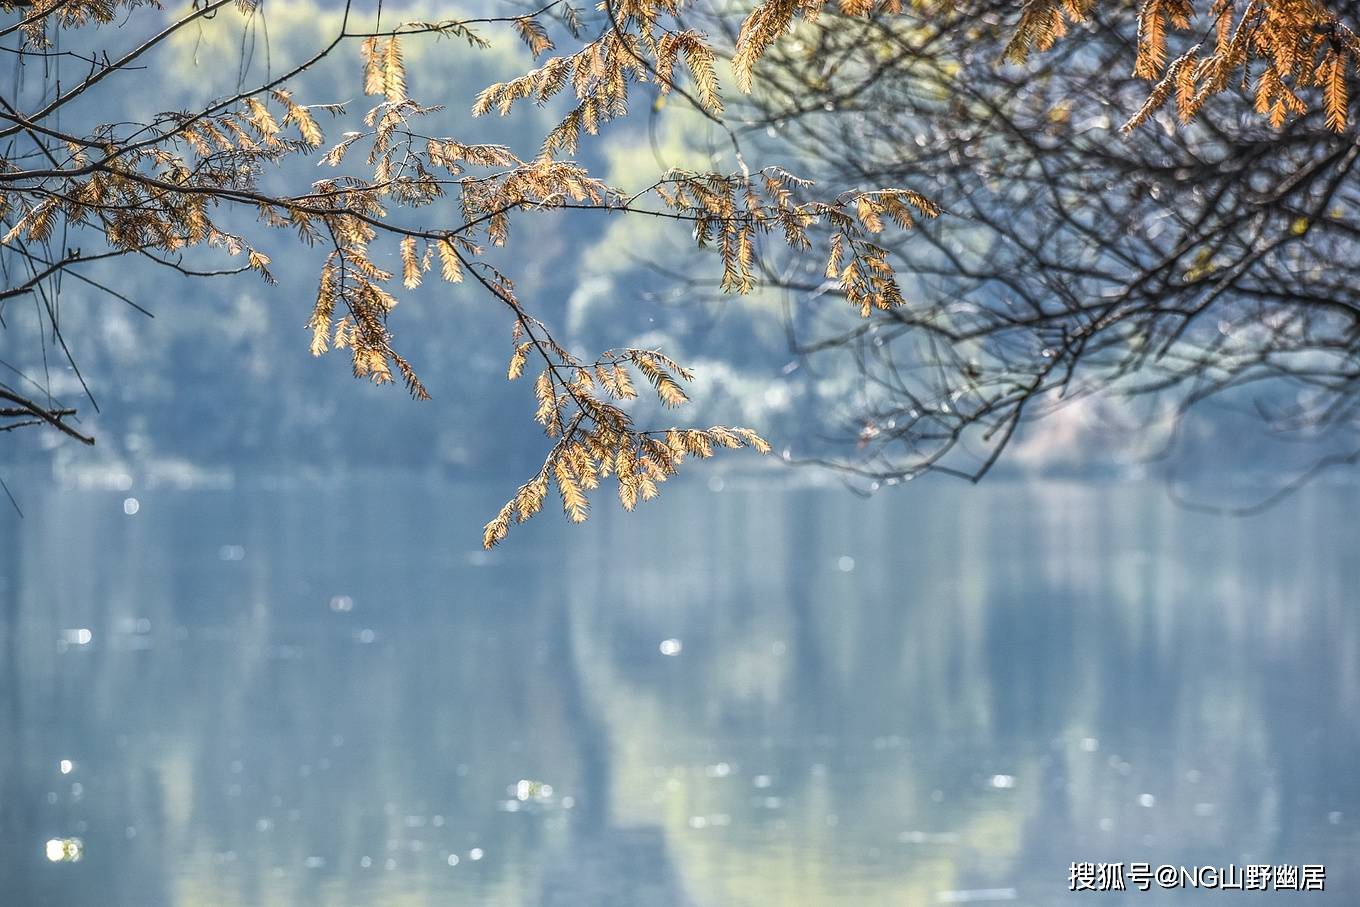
left=733, top=0, right=800, bottom=93
left=0, top=0, right=943, bottom=545
left=986, top=0, right=1360, bottom=132
left=718, top=0, right=1359, bottom=131
left=1002, top=0, right=1095, bottom=64
left=514, top=16, right=555, bottom=59
left=657, top=31, right=724, bottom=113
left=36, top=0, right=1350, bottom=547
left=1322, top=50, right=1349, bottom=133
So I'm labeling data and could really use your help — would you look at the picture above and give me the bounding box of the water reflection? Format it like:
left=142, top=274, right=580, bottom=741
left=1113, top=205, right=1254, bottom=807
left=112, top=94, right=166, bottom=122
left=1, top=479, right=1356, bottom=904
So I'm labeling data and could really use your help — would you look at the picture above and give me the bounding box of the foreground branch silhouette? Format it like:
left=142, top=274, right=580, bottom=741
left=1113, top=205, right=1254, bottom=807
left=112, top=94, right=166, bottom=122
left=3, top=0, right=1357, bottom=539
left=726, top=0, right=1360, bottom=490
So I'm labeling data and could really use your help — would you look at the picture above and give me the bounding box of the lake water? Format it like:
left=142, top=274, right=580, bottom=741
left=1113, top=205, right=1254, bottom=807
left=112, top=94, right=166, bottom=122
left=2, top=477, right=1357, bottom=905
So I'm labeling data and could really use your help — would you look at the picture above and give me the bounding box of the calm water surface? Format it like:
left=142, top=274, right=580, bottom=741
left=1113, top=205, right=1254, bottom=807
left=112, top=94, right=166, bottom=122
left=1, top=478, right=1357, bottom=905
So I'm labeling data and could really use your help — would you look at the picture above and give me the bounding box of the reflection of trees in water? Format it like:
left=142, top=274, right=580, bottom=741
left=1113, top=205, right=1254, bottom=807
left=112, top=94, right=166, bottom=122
left=0, top=515, right=37, bottom=904
left=0, top=483, right=699, bottom=906
left=0, top=499, right=177, bottom=907
left=2, top=481, right=1358, bottom=904
left=562, top=483, right=1360, bottom=903
left=535, top=595, right=694, bottom=907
